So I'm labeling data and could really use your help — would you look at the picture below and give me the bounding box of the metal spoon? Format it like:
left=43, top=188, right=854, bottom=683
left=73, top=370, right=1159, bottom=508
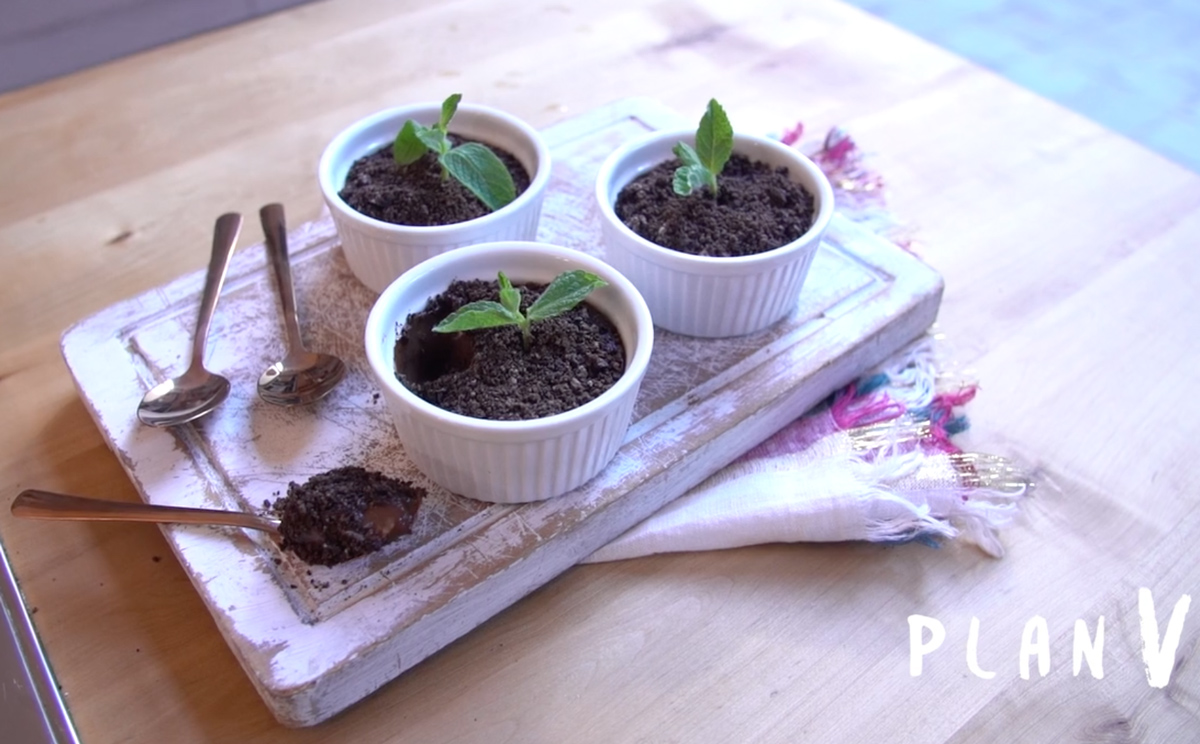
left=11, top=489, right=280, bottom=537
left=256, top=203, right=346, bottom=406
left=137, top=213, right=244, bottom=426
left=12, top=490, right=414, bottom=553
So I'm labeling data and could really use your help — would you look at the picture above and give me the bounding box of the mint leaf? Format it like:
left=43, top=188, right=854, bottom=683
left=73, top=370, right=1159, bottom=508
left=433, top=270, right=607, bottom=350
left=674, top=141, right=702, bottom=169
left=388, top=94, right=519, bottom=213
left=498, top=271, right=521, bottom=315
left=414, top=123, right=449, bottom=156
left=433, top=300, right=522, bottom=333
left=438, top=93, right=462, bottom=132
left=672, top=142, right=710, bottom=195
left=673, top=166, right=709, bottom=196
left=393, top=120, right=428, bottom=165
left=672, top=144, right=705, bottom=195
left=673, top=98, right=734, bottom=197
left=526, top=270, right=607, bottom=322
left=695, top=99, right=733, bottom=180
left=441, top=142, right=517, bottom=211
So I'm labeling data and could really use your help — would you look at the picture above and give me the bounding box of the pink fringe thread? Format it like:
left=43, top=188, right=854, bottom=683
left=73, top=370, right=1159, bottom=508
left=926, top=387, right=976, bottom=453
left=780, top=122, right=805, bottom=146
left=830, top=380, right=979, bottom=454
left=830, top=383, right=906, bottom=429
left=780, top=121, right=917, bottom=253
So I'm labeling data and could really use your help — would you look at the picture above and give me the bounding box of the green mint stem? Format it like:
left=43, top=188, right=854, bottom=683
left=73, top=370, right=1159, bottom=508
left=432, top=270, right=608, bottom=350
left=672, top=98, right=734, bottom=198
left=391, top=93, right=518, bottom=212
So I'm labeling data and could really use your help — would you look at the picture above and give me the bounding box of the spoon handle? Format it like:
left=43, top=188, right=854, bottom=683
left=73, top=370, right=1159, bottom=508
left=11, top=489, right=279, bottom=536
left=191, top=213, right=244, bottom=368
left=259, top=203, right=304, bottom=350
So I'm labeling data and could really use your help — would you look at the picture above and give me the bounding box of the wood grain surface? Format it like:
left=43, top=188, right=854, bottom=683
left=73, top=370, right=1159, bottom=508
left=2, top=0, right=1198, bottom=741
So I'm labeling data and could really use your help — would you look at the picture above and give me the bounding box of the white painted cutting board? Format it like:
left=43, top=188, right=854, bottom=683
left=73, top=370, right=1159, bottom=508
left=60, top=98, right=943, bottom=726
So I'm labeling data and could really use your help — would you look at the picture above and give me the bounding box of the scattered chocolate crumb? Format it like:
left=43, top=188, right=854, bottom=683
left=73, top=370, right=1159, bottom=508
left=339, top=136, right=530, bottom=227
left=615, top=153, right=815, bottom=257
left=272, top=466, right=425, bottom=566
left=395, top=277, right=625, bottom=419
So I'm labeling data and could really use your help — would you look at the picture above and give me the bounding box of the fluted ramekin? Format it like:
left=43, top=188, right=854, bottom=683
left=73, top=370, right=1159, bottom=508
left=364, top=241, right=654, bottom=503
left=595, top=130, right=834, bottom=337
left=319, top=102, right=552, bottom=294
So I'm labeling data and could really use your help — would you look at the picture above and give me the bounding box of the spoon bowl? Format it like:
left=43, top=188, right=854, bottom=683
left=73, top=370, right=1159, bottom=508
left=257, top=203, right=347, bottom=407
left=137, top=213, right=244, bottom=427
left=138, top=368, right=233, bottom=427
left=258, top=350, right=347, bottom=407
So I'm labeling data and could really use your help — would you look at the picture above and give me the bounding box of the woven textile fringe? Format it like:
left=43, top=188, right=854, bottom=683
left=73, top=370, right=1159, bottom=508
left=584, top=337, right=1030, bottom=563
left=783, top=122, right=918, bottom=251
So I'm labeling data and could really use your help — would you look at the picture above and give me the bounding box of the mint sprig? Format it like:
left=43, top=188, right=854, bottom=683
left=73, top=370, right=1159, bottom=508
left=392, top=93, right=518, bottom=212
left=433, top=270, right=608, bottom=349
left=672, top=98, right=734, bottom=198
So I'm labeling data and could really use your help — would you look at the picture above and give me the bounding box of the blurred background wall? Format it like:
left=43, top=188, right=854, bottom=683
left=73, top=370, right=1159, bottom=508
left=0, top=0, right=314, bottom=94
left=2, top=0, right=1197, bottom=174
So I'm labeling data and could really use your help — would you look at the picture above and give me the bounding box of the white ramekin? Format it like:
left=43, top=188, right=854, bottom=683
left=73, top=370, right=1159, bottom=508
left=595, top=130, right=834, bottom=338
left=364, top=241, right=654, bottom=504
left=319, top=102, right=552, bottom=294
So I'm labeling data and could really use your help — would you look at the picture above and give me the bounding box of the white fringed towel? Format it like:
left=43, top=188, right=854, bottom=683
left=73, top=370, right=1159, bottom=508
left=584, top=338, right=1029, bottom=563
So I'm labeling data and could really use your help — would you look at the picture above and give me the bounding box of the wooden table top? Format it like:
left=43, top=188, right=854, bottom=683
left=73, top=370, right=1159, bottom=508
left=2, top=0, right=1198, bottom=741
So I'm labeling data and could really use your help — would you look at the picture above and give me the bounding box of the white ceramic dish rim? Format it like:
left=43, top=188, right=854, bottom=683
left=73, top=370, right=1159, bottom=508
left=318, top=102, right=553, bottom=239
left=594, top=129, right=835, bottom=275
left=364, top=241, right=654, bottom=441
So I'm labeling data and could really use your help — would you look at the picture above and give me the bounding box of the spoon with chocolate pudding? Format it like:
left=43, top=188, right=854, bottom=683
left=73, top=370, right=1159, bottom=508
left=11, top=469, right=424, bottom=567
